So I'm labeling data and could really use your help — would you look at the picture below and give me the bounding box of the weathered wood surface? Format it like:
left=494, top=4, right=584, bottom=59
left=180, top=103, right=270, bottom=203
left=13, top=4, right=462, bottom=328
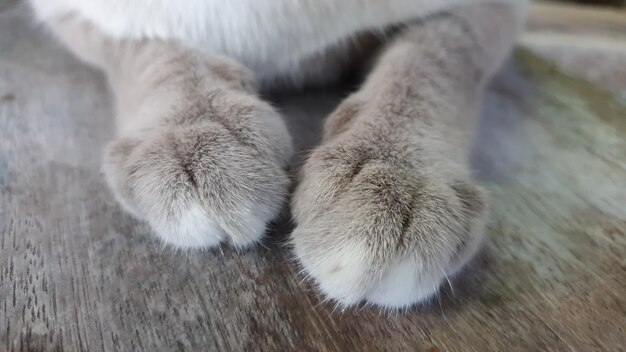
left=523, top=2, right=626, bottom=95
left=1, top=4, right=625, bottom=352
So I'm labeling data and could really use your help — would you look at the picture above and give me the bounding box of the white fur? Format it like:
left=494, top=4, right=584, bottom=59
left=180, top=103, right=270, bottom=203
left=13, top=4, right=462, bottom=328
left=364, top=257, right=441, bottom=308
left=28, top=0, right=526, bottom=84
left=153, top=204, right=228, bottom=249
left=149, top=203, right=273, bottom=249
left=297, top=241, right=453, bottom=308
left=296, top=238, right=371, bottom=306
left=216, top=202, right=282, bottom=248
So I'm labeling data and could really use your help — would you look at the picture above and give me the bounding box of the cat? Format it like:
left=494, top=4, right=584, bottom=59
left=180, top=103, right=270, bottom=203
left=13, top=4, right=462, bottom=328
left=28, top=0, right=528, bottom=308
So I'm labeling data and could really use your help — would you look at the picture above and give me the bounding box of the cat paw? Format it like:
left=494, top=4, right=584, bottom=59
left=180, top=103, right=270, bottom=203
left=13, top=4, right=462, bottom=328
left=291, top=138, right=487, bottom=308
left=103, top=95, right=292, bottom=249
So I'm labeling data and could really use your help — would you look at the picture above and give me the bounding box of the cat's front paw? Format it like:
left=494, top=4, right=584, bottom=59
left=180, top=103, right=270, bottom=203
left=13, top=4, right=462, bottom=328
left=291, top=139, right=487, bottom=309
left=103, top=102, right=292, bottom=249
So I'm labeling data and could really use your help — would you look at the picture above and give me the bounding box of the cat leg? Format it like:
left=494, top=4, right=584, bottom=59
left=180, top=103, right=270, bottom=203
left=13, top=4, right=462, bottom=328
left=46, top=15, right=293, bottom=249
left=291, top=1, right=527, bottom=308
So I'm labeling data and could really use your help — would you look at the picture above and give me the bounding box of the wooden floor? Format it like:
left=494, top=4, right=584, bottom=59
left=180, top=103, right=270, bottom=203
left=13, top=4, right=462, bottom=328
left=1, top=3, right=625, bottom=352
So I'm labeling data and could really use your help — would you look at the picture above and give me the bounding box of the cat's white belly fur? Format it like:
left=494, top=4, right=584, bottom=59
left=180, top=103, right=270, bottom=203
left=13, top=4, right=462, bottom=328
left=30, top=0, right=478, bottom=83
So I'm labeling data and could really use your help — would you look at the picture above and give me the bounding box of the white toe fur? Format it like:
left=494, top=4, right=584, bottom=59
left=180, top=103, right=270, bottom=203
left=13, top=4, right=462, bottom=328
left=151, top=204, right=228, bottom=249
left=296, top=238, right=371, bottom=306
left=149, top=200, right=280, bottom=250
left=364, top=257, right=442, bottom=308
left=217, top=202, right=282, bottom=248
left=296, top=239, right=447, bottom=309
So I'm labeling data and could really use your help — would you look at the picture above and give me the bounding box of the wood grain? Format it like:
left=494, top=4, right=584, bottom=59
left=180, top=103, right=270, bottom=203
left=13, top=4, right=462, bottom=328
left=531, top=1, right=626, bottom=34
left=523, top=2, right=626, bottom=95
left=1, top=4, right=625, bottom=352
